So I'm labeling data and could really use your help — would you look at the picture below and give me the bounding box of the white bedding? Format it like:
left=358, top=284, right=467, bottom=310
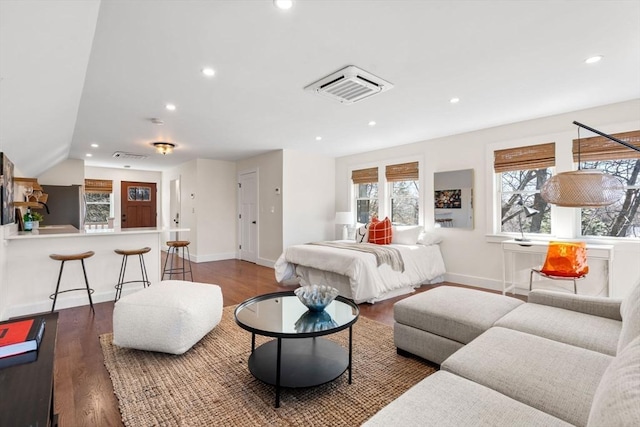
left=275, top=242, right=446, bottom=303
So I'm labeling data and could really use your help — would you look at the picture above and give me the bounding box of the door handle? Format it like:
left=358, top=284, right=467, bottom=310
left=252, top=221, right=257, bottom=224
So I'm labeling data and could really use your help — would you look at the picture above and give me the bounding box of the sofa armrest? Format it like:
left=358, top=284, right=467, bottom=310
left=528, top=290, right=622, bottom=321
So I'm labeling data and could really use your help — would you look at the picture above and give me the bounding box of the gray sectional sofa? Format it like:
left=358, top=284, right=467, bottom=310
left=364, top=281, right=640, bottom=426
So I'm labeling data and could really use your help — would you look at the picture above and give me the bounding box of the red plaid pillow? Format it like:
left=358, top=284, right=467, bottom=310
left=369, top=217, right=392, bottom=245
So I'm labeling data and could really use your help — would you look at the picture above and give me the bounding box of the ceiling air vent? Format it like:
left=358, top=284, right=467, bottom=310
left=112, top=152, right=149, bottom=160
left=304, top=65, right=393, bottom=104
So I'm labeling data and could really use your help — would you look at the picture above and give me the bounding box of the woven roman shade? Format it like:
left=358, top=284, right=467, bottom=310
left=572, top=130, right=640, bottom=162
left=385, top=161, right=419, bottom=182
left=351, top=167, right=378, bottom=184
left=494, top=143, right=555, bottom=173
left=85, top=179, right=113, bottom=193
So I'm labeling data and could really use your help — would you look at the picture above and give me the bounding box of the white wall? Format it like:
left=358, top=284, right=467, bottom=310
left=282, top=150, right=335, bottom=248
left=336, top=99, right=640, bottom=298
left=237, top=150, right=283, bottom=265
left=37, top=158, right=85, bottom=185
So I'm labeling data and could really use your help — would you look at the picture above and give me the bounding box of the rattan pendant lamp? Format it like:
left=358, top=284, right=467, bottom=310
left=540, top=121, right=640, bottom=207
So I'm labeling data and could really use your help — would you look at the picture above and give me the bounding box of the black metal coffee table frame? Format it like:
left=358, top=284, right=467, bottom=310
left=234, top=291, right=359, bottom=407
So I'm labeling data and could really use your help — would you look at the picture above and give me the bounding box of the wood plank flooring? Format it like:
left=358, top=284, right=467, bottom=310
left=51, top=258, right=518, bottom=426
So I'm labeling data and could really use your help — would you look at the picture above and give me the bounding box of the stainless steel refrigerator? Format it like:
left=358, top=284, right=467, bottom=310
left=39, top=185, right=85, bottom=229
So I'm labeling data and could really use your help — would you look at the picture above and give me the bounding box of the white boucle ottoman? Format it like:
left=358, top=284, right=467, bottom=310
left=113, top=280, right=223, bottom=355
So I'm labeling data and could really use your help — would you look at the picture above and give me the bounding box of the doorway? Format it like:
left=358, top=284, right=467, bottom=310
left=169, top=178, right=181, bottom=240
left=121, top=181, right=157, bottom=228
left=238, top=171, right=257, bottom=263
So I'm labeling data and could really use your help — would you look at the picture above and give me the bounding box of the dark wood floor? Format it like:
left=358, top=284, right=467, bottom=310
left=51, top=258, right=520, bottom=426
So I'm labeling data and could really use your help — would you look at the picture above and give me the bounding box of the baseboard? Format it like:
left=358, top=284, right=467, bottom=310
left=256, top=257, right=276, bottom=268
left=191, top=252, right=237, bottom=263
left=443, top=272, right=529, bottom=296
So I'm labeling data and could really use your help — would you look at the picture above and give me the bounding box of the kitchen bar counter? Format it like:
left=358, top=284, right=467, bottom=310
left=1, top=226, right=188, bottom=319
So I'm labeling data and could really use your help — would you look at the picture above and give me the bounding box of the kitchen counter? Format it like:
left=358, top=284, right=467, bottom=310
left=1, top=226, right=189, bottom=319
left=5, top=226, right=179, bottom=239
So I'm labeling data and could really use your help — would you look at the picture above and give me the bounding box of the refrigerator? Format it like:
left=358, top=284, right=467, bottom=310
left=39, top=185, right=85, bottom=230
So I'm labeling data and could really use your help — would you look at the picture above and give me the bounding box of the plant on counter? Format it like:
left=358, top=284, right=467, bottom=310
left=31, top=211, right=44, bottom=223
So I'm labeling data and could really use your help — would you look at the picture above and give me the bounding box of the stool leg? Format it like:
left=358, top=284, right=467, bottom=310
left=181, top=247, right=186, bottom=280
left=186, top=245, right=193, bottom=281
left=162, top=246, right=172, bottom=280
left=529, top=270, right=534, bottom=291
left=51, top=261, right=66, bottom=312
left=573, top=279, right=577, bottom=294
left=115, top=254, right=128, bottom=301
left=81, top=259, right=95, bottom=314
left=138, top=253, right=150, bottom=288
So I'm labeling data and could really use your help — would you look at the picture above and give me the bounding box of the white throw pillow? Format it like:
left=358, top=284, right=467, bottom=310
left=417, top=231, right=443, bottom=245
left=355, top=223, right=370, bottom=243
left=391, top=226, right=423, bottom=245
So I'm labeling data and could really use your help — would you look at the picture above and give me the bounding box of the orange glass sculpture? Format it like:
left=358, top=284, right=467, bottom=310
left=540, top=241, right=589, bottom=278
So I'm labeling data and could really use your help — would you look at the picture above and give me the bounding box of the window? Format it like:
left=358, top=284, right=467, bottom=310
left=576, top=130, right=640, bottom=238
left=494, top=143, right=554, bottom=236
left=352, top=167, right=378, bottom=224
left=387, top=162, right=419, bottom=225
left=84, top=179, right=113, bottom=223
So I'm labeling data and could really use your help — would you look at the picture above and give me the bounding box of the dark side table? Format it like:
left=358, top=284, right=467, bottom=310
left=0, top=312, right=59, bottom=427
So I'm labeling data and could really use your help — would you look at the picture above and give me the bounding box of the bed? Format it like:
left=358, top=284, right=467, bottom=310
left=274, top=239, right=446, bottom=304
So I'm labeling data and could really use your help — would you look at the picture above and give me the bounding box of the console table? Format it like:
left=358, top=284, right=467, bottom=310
left=501, top=239, right=614, bottom=296
left=0, top=312, right=58, bottom=427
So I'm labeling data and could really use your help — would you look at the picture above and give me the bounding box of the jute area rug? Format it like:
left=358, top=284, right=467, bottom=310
left=100, top=305, right=435, bottom=426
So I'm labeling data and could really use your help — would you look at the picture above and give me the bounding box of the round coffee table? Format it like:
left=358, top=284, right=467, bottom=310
left=234, top=291, right=359, bottom=407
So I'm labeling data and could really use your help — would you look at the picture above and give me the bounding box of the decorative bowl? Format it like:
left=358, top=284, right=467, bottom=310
left=294, top=310, right=339, bottom=333
left=294, top=285, right=339, bottom=312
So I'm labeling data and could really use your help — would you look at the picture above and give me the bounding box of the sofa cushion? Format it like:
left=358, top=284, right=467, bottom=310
left=363, top=371, right=572, bottom=427
left=588, top=335, right=640, bottom=426
left=394, top=286, right=523, bottom=345
left=618, top=279, right=640, bottom=353
left=442, top=327, right=613, bottom=427
left=495, top=303, right=621, bottom=355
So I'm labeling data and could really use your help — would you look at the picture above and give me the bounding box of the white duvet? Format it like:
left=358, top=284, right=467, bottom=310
left=275, top=242, right=446, bottom=303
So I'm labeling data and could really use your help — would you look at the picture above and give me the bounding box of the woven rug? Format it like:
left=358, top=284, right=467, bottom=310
left=100, top=305, right=435, bottom=426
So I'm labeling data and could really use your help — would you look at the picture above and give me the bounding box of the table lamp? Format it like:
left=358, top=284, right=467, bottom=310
left=335, top=212, right=353, bottom=240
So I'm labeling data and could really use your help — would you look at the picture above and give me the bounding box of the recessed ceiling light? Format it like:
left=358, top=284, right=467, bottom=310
left=274, top=0, right=293, bottom=10
left=585, top=55, right=603, bottom=64
left=91, top=143, right=99, bottom=148
left=86, top=153, right=92, bottom=157
left=368, top=121, right=376, bottom=127
left=202, top=67, right=215, bottom=77
left=316, top=136, right=322, bottom=141
left=450, top=97, right=460, bottom=104
left=165, top=103, right=176, bottom=111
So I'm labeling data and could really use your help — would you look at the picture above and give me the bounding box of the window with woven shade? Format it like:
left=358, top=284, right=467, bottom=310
left=577, top=130, right=640, bottom=238
left=494, top=143, right=554, bottom=237
left=84, top=179, right=113, bottom=224
left=386, top=162, right=419, bottom=225
left=352, top=167, right=378, bottom=224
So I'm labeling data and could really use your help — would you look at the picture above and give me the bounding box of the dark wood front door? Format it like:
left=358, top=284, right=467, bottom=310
left=121, top=181, right=157, bottom=228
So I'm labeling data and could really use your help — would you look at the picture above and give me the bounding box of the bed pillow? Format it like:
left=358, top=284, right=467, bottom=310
left=391, top=226, right=423, bottom=245
left=418, top=231, right=443, bottom=245
left=355, top=223, right=370, bottom=243
left=369, top=217, right=392, bottom=245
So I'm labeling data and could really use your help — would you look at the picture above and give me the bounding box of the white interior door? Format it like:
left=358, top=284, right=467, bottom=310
left=169, top=178, right=181, bottom=241
left=239, top=171, right=257, bottom=263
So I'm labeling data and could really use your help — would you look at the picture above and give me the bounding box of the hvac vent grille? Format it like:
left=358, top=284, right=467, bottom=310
left=305, top=65, right=393, bottom=104
left=112, top=152, right=149, bottom=160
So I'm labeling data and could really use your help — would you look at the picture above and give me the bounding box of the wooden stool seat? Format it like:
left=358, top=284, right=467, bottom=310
left=49, top=251, right=95, bottom=262
left=166, top=241, right=190, bottom=248
left=115, top=247, right=151, bottom=256
left=49, top=251, right=95, bottom=313
left=162, top=241, right=193, bottom=281
left=114, top=247, right=152, bottom=301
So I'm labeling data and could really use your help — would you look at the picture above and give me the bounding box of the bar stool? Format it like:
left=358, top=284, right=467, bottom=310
left=162, top=241, right=193, bottom=281
left=114, top=247, right=151, bottom=301
left=49, top=251, right=95, bottom=313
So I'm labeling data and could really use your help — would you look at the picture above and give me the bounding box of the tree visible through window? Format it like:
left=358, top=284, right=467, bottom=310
left=391, top=180, right=419, bottom=225
left=84, top=179, right=113, bottom=224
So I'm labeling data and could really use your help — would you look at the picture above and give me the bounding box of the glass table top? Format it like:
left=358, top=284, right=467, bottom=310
left=234, top=291, right=359, bottom=338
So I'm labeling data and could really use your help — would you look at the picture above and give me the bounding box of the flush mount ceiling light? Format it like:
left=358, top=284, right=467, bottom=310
left=585, top=55, right=603, bottom=64
left=274, top=0, right=293, bottom=10
left=152, top=142, right=176, bottom=155
left=540, top=121, right=639, bottom=207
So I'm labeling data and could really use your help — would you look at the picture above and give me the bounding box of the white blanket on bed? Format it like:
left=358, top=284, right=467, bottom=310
left=274, top=242, right=446, bottom=303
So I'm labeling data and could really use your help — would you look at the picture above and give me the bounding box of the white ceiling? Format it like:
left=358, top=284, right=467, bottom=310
left=1, top=0, right=639, bottom=176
